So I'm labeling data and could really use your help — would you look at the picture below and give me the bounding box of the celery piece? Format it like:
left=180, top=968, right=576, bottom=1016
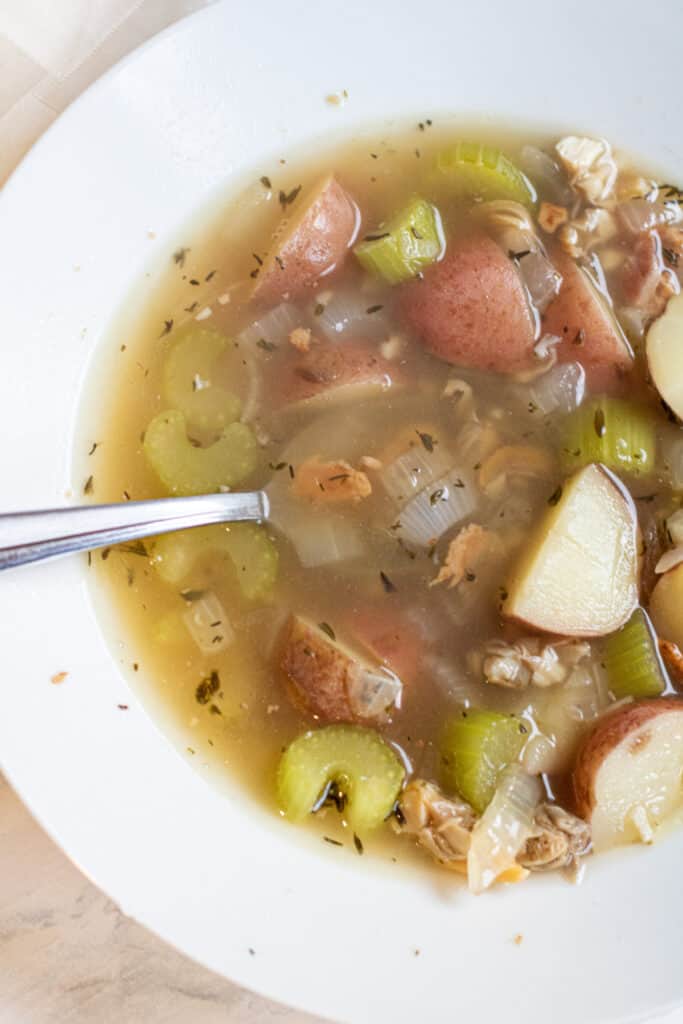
left=354, top=196, right=443, bottom=284
left=603, top=608, right=667, bottom=699
left=441, top=710, right=527, bottom=814
left=152, top=522, right=278, bottom=601
left=143, top=409, right=259, bottom=496
left=434, top=142, right=536, bottom=207
left=163, top=324, right=241, bottom=431
left=277, top=725, right=405, bottom=831
left=562, top=397, right=656, bottom=476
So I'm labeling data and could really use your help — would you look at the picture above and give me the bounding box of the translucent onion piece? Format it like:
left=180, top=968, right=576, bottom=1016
left=310, top=289, right=390, bottom=341
left=467, top=766, right=542, bottom=893
left=181, top=591, right=234, bottom=655
left=616, top=198, right=681, bottom=235
left=668, top=509, right=683, bottom=545
left=516, top=248, right=563, bottom=314
left=518, top=145, right=574, bottom=206
left=529, top=664, right=609, bottom=774
left=525, top=361, right=586, bottom=416
left=280, top=510, right=365, bottom=568
left=393, top=469, right=477, bottom=548
left=380, top=445, right=456, bottom=503
left=349, top=668, right=403, bottom=719
left=482, top=207, right=561, bottom=314
left=237, top=302, right=303, bottom=348
left=655, top=546, right=683, bottom=575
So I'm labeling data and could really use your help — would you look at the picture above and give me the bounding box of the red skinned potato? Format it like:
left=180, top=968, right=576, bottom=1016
left=280, top=615, right=402, bottom=723
left=399, top=233, right=536, bottom=373
left=543, top=249, right=634, bottom=391
left=252, top=175, right=360, bottom=304
left=349, top=608, right=422, bottom=684
left=278, top=340, right=397, bottom=409
left=573, top=697, right=683, bottom=849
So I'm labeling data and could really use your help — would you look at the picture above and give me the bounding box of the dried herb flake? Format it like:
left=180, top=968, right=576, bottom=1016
left=380, top=571, right=397, bottom=593
left=416, top=430, right=435, bottom=452
left=279, top=185, right=302, bottom=207
left=196, top=670, right=220, bottom=705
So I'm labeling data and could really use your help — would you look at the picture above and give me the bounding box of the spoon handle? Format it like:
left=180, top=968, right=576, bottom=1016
left=0, top=491, right=269, bottom=571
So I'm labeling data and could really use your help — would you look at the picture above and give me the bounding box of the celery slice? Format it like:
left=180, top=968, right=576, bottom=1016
left=603, top=608, right=667, bottom=699
left=441, top=710, right=527, bottom=814
left=143, top=409, right=259, bottom=496
left=562, top=397, right=656, bottom=476
left=354, top=196, right=444, bottom=284
left=277, top=725, right=405, bottom=831
left=152, top=523, right=278, bottom=601
left=163, top=324, right=241, bottom=431
left=434, top=142, right=536, bottom=207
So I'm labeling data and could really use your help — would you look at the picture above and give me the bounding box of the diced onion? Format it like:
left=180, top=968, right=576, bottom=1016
left=237, top=304, right=302, bottom=429
left=479, top=201, right=562, bottom=314
left=237, top=302, right=302, bottom=348
left=380, top=445, right=456, bottom=503
left=349, top=668, right=403, bottom=718
left=309, top=289, right=390, bottom=341
left=655, top=546, right=683, bottom=575
left=667, top=509, right=683, bottom=545
left=521, top=733, right=559, bottom=775
left=467, top=765, right=542, bottom=893
left=519, top=145, right=574, bottom=206
left=393, top=468, right=477, bottom=547
left=181, top=591, right=233, bottom=655
left=524, top=361, right=586, bottom=416
left=516, top=248, right=563, bottom=314
left=616, top=198, right=681, bottom=235
left=530, top=664, right=608, bottom=774
left=280, top=510, right=365, bottom=568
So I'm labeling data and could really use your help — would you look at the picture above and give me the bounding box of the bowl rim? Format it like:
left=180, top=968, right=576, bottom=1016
left=1, top=2, right=683, bottom=1022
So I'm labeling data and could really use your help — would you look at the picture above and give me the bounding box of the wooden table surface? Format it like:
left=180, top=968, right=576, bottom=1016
left=0, top=3, right=680, bottom=1022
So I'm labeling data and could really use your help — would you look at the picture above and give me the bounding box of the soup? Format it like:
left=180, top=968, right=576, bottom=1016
left=84, top=126, right=683, bottom=891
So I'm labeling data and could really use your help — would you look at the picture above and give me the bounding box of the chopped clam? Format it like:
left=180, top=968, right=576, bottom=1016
left=518, top=802, right=591, bottom=873
left=475, top=636, right=591, bottom=689
left=430, top=523, right=502, bottom=589
left=396, top=779, right=476, bottom=864
left=556, top=136, right=617, bottom=205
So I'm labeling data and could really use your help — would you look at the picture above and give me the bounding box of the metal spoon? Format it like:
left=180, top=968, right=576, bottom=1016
left=0, top=491, right=269, bottom=571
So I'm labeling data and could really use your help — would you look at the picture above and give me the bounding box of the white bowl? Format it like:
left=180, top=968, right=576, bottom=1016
left=1, top=2, right=682, bottom=1021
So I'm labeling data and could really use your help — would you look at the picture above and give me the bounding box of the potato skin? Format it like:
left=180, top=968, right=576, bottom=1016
left=573, top=697, right=683, bottom=817
left=253, top=176, right=359, bottom=304
left=399, top=233, right=536, bottom=373
left=281, top=616, right=359, bottom=722
left=543, top=248, right=634, bottom=391
left=349, top=607, right=422, bottom=684
left=279, top=341, right=395, bottom=406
